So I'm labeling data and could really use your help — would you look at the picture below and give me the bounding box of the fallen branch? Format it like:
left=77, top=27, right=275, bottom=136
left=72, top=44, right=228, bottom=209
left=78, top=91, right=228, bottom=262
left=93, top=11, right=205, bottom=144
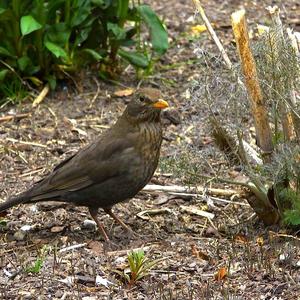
left=0, top=113, right=30, bottom=123
left=169, top=192, right=249, bottom=206
left=6, top=138, right=48, bottom=148
left=143, top=184, right=239, bottom=197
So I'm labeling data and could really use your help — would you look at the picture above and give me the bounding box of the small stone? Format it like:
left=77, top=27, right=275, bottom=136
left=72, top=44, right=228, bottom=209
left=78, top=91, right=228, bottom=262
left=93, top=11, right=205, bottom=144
left=13, top=230, right=27, bottom=241
left=82, top=219, right=96, bottom=229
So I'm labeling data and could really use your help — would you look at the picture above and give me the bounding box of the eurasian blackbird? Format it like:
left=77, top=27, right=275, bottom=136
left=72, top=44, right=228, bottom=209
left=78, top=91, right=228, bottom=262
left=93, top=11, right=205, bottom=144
left=0, top=88, right=169, bottom=241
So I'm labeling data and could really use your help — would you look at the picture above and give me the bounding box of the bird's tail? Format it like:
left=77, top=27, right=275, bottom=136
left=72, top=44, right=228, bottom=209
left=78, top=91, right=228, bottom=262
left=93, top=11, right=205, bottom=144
left=0, top=193, right=31, bottom=212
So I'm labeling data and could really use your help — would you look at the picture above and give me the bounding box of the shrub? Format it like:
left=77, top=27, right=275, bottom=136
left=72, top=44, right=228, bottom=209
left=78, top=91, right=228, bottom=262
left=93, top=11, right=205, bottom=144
left=0, top=0, right=168, bottom=98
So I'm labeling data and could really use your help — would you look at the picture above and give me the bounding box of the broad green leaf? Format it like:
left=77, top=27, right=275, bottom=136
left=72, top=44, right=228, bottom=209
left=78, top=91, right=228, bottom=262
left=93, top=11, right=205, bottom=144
left=137, top=5, right=168, bottom=55
left=0, top=7, right=13, bottom=22
left=284, top=210, right=300, bottom=225
left=107, top=23, right=126, bottom=40
left=70, top=5, right=91, bottom=27
left=17, top=56, right=31, bottom=71
left=0, top=69, right=9, bottom=81
left=117, top=0, right=129, bottom=22
left=20, top=15, right=42, bottom=36
left=118, top=49, right=149, bottom=68
left=45, top=74, right=56, bottom=90
left=92, top=0, right=110, bottom=8
left=82, top=49, right=102, bottom=61
left=74, top=17, right=96, bottom=45
left=0, top=46, right=15, bottom=58
left=45, top=23, right=70, bottom=46
left=27, top=76, right=43, bottom=86
left=91, top=0, right=104, bottom=5
left=0, top=8, right=6, bottom=15
left=45, top=41, right=68, bottom=59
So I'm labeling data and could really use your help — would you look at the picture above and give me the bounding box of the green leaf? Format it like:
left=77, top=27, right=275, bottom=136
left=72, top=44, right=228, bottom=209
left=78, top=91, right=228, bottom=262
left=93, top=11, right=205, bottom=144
left=45, top=75, right=57, bottom=90
left=26, top=258, right=43, bottom=274
left=82, top=49, right=102, bottom=61
left=27, top=76, right=43, bottom=86
left=107, top=22, right=126, bottom=40
left=0, top=69, right=9, bottom=81
left=45, top=23, right=71, bottom=46
left=117, top=0, right=129, bottom=22
left=137, top=5, right=168, bottom=55
left=0, top=46, right=15, bottom=58
left=20, top=15, right=42, bottom=36
left=119, top=48, right=149, bottom=68
left=91, top=0, right=104, bottom=5
left=70, top=4, right=91, bottom=27
left=92, top=0, right=110, bottom=9
left=17, top=56, right=31, bottom=71
left=284, top=210, right=300, bottom=225
left=44, top=41, right=68, bottom=59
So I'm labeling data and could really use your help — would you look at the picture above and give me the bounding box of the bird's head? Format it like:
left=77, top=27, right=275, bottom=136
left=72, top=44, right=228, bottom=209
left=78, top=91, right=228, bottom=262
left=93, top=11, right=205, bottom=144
left=125, top=88, right=169, bottom=122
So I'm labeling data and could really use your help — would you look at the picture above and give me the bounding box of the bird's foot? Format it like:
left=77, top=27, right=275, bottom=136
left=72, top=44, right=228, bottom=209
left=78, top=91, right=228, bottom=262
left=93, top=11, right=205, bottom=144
left=104, top=208, right=140, bottom=239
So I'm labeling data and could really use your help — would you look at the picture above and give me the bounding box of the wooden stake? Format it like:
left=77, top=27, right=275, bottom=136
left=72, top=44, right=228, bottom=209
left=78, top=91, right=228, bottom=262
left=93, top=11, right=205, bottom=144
left=231, top=10, right=273, bottom=153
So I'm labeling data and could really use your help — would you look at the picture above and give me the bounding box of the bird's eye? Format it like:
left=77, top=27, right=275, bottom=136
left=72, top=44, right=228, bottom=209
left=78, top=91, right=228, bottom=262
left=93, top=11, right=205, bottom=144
left=139, top=96, right=146, bottom=102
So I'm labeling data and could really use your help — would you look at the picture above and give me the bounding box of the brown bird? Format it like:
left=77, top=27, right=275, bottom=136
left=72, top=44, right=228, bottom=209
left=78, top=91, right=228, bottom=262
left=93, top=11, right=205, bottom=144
left=0, top=88, right=169, bottom=241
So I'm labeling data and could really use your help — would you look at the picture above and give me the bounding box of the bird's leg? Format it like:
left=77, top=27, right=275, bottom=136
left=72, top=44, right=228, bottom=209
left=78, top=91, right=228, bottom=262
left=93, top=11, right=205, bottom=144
left=103, top=208, right=136, bottom=236
left=88, top=207, right=110, bottom=241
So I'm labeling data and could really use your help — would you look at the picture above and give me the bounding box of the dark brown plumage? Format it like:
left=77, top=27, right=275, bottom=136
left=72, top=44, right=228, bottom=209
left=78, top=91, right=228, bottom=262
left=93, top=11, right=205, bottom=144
left=0, top=88, right=169, bottom=241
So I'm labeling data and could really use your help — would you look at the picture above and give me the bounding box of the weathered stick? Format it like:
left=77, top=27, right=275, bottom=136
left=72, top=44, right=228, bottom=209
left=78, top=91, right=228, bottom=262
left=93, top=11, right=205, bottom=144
left=192, top=0, right=232, bottom=69
left=180, top=205, right=215, bottom=219
left=32, top=84, right=49, bottom=108
left=0, top=113, right=30, bottom=123
left=231, top=10, right=273, bottom=153
left=143, top=184, right=239, bottom=197
left=6, top=138, right=48, bottom=148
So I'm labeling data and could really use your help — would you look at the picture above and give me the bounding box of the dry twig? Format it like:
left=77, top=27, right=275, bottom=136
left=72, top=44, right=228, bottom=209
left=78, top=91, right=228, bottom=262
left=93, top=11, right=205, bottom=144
left=32, top=84, right=50, bottom=108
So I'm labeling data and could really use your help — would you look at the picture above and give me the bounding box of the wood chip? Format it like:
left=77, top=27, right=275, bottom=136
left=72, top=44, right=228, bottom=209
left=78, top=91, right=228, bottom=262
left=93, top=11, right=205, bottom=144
left=114, top=88, right=134, bottom=97
left=180, top=205, right=215, bottom=219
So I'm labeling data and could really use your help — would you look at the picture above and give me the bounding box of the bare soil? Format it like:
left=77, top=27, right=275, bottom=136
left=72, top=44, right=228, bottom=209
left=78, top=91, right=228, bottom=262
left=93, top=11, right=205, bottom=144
left=1, top=0, right=300, bottom=299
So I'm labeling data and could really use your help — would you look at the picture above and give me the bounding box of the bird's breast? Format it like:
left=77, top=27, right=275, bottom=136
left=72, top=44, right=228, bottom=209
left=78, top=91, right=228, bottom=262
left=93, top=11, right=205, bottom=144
left=133, top=122, right=163, bottom=183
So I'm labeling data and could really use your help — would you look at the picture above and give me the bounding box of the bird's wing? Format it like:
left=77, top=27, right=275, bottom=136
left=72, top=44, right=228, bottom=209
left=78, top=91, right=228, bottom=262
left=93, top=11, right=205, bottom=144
left=28, top=133, right=139, bottom=199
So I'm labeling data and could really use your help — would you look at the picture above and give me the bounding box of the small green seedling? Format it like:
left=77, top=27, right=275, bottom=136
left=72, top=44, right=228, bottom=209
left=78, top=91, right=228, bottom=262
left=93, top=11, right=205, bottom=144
left=25, top=245, right=48, bottom=274
left=25, top=258, right=44, bottom=274
left=115, top=249, right=164, bottom=287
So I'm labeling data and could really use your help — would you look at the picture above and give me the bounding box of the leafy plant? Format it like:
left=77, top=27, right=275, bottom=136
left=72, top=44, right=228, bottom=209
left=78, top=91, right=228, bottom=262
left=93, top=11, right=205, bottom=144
left=282, top=189, right=300, bottom=226
left=25, top=245, right=48, bottom=274
left=0, top=0, right=168, bottom=101
left=114, top=249, right=163, bottom=287
left=25, top=257, right=44, bottom=274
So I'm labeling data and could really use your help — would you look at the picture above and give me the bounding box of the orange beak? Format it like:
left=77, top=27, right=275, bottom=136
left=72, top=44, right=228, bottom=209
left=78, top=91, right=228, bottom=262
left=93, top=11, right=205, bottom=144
left=152, top=99, right=169, bottom=109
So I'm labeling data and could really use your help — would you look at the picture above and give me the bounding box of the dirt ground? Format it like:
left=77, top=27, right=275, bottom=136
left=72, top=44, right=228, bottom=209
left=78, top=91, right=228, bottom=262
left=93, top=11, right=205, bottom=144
left=1, top=0, right=300, bottom=299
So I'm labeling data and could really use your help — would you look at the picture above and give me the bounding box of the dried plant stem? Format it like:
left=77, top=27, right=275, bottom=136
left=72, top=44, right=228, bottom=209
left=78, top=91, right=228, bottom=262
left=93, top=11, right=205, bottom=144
left=192, top=0, right=232, bottom=69
left=287, top=28, right=300, bottom=139
left=192, top=2, right=260, bottom=167
left=267, top=6, right=294, bottom=141
left=231, top=9, right=273, bottom=153
left=144, top=184, right=238, bottom=197
left=32, top=84, right=49, bottom=108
